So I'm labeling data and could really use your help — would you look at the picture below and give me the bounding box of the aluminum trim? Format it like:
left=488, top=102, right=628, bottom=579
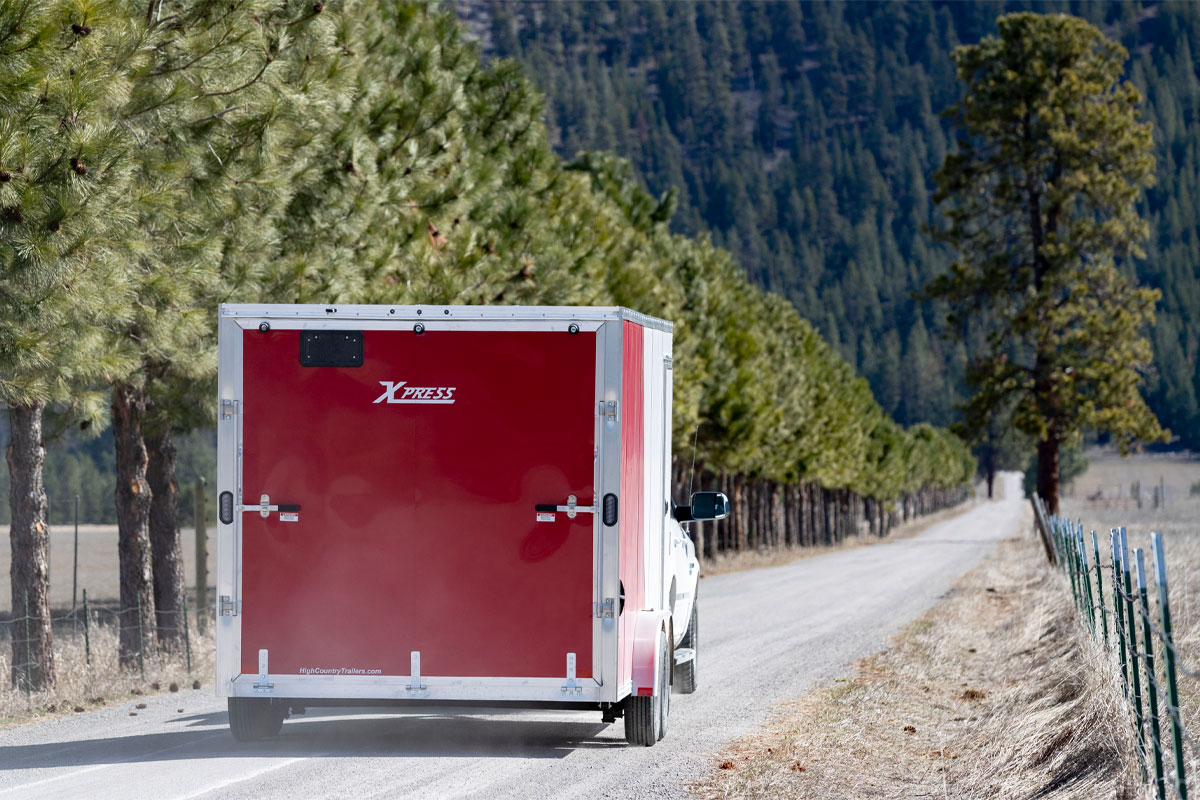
left=218, top=303, right=673, bottom=333
left=228, top=674, right=604, bottom=703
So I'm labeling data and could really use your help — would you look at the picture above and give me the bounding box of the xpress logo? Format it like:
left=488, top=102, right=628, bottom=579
left=372, top=381, right=456, bottom=405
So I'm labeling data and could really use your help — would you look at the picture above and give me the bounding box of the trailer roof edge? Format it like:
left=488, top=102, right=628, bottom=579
left=218, top=304, right=673, bottom=332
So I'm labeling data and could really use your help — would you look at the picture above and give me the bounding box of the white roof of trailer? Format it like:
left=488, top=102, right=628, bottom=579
left=219, top=304, right=673, bottom=332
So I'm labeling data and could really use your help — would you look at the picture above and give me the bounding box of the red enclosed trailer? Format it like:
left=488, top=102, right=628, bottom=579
left=215, top=305, right=727, bottom=745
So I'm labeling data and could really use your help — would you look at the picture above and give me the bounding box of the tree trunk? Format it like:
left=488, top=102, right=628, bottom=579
left=734, top=475, right=747, bottom=552
left=113, top=383, right=156, bottom=668
left=783, top=484, right=796, bottom=546
left=1037, top=431, right=1061, bottom=515
left=147, top=427, right=184, bottom=648
left=7, top=402, right=55, bottom=690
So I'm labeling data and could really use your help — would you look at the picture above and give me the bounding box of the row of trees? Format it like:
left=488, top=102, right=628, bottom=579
left=3, top=1, right=972, bottom=692
left=471, top=0, right=1197, bottom=448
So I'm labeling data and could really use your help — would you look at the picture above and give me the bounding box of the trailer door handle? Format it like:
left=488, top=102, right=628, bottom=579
left=535, top=495, right=596, bottom=519
left=238, top=494, right=301, bottom=518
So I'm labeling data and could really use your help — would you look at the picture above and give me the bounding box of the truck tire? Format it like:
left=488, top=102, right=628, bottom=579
left=624, top=633, right=670, bottom=746
left=228, top=698, right=286, bottom=742
left=674, top=591, right=698, bottom=694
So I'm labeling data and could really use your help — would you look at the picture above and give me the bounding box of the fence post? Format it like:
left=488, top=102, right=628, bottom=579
left=1134, top=548, right=1166, bottom=799
left=195, top=477, right=208, bottom=635
left=1091, top=531, right=1108, bottom=647
left=1119, top=528, right=1148, bottom=779
left=83, top=588, right=90, bottom=666
left=72, top=494, right=79, bottom=610
left=1151, top=533, right=1188, bottom=800
left=1078, top=529, right=1096, bottom=636
left=137, top=595, right=145, bottom=681
left=1111, top=531, right=1130, bottom=699
left=1080, top=527, right=1089, bottom=618
left=23, top=591, right=32, bottom=696
left=182, top=593, right=192, bottom=676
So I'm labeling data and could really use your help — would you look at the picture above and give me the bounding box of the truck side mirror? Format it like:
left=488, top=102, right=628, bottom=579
left=673, top=491, right=730, bottom=522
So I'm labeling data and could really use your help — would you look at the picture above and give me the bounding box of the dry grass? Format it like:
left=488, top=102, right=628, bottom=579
left=1, top=523, right=216, bottom=727
left=1066, top=449, right=1200, bottom=506
left=693, top=532, right=1141, bottom=799
left=0, top=614, right=214, bottom=727
left=1060, top=449, right=1200, bottom=789
left=701, top=490, right=986, bottom=578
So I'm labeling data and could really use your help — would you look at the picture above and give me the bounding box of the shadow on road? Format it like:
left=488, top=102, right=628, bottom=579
left=0, top=711, right=621, bottom=772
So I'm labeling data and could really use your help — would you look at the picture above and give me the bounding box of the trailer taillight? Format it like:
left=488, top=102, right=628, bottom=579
left=603, top=493, right=618, bottom=526
left=219, top=491, right=234, bottom=525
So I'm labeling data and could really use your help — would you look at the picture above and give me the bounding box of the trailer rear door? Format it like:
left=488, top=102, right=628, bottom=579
left=236, top=327, right=597, bottom=680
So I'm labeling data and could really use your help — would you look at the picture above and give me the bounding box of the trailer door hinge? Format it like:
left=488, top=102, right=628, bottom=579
left=220, top=399, right=237, bottom=420
left=664, top=355, right=673, bottom=369
left=596, top=598, right=615, bottom=618
left=599, top=400, right=619, bottom=423
left=219, top=595, right=237, bottom=616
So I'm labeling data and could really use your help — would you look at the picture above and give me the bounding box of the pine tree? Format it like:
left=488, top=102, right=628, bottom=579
left=0, top=0, right=142, bottom=689
left=107, top=0, right=350, bottom=656
left=926, top=13, right=1165, bottom=513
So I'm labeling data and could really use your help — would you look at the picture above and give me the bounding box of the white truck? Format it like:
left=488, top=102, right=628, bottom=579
left=215, top=304, right=728, bottom=745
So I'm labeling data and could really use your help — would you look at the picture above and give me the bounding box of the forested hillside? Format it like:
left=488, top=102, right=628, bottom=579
left=458, top=0, right=1200, bottom=447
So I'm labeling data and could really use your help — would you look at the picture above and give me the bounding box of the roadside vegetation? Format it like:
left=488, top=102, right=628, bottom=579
left=699, top=486, right=983, bottom=578
left=697, top=452, right=1198, bottom=799
left=1059, top=451, right=1200, bottom=785
left=0, top=612, right=213, bottom=727
left=695, top=528, right=1140, bottom=800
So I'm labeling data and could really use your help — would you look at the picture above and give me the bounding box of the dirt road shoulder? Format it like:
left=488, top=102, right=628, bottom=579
left=693, top=533, right=1139, bottom=799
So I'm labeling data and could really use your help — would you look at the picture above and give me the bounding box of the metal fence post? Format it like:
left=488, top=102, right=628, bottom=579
left=1151, top=533, right=1188, bottom=800
left=1064, top=521, right=1081, bottom=610
left=72, top=494, right=79, bottom=610
left=82, top=588, right=90, bottom=666
left=137, top=595, right=146, bottom=681
left=1079, top=530, right=1096, bottom=636
left=1119, top=528, right=1147, bottom=778
left=23, top=590, right=32, bottom=696
left=1111, top=531, right=1130, bottom=699
left=1135, top=548, right=1166, bottom=799
left=1092, top=531, right=1108, bottom=646
left=182, top=593, right=192, bottom=675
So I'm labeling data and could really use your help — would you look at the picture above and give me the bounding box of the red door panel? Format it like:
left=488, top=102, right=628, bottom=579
left=239, top=328, right=596, bottom=678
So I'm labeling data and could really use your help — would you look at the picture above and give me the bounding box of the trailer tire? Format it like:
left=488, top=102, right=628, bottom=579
left=228, top=698, right=285, bottom=742
left=656, top=631, right=670, bottom=741
left=674, top=591, right=698, bottom=694
left=624, top=633, right=670, bottom=746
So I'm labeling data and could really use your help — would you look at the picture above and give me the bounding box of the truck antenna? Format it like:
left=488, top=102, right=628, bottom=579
left=687, top=425, right=700, bottom=498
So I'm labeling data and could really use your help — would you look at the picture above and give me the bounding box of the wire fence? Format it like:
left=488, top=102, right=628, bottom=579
left=3, top=589, right=206, bottom=699
left=3, top=479, right=212, bottom=710
left=1034, top=493, right=1196, bottom=800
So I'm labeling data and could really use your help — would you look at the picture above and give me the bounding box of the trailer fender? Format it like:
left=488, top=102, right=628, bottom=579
left=631, top=610, right=671, bottom=697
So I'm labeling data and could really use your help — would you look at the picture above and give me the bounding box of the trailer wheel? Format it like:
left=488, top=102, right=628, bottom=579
left=656, top=632, right=670, bottom=741
left=624, top=633, right=670, bottom=746
left=228, top=698, right=286, bottom=742
left=674, top=591, right=698, bottom=694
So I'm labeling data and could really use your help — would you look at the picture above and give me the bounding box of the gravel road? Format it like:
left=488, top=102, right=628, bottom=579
left=0, top=473, right=1024, bottom=800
